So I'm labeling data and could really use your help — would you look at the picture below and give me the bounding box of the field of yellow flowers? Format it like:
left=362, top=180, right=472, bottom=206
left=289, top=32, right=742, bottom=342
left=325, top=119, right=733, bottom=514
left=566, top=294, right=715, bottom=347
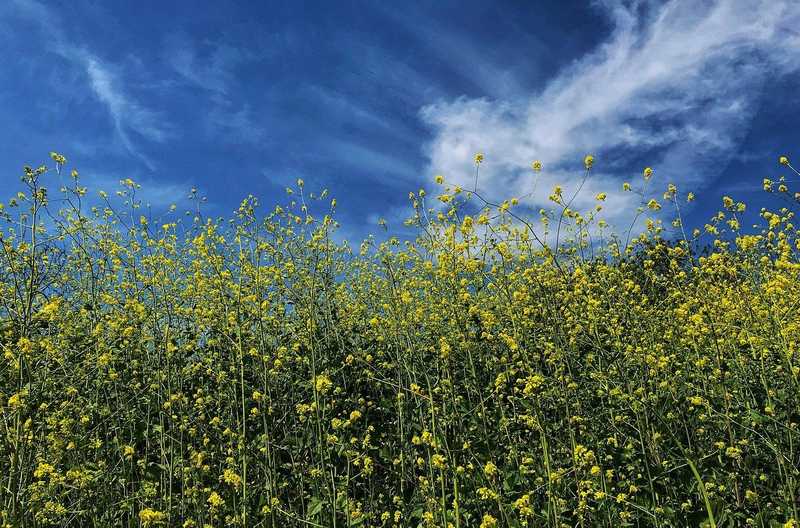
left=1, top=152, right=799, bottom=527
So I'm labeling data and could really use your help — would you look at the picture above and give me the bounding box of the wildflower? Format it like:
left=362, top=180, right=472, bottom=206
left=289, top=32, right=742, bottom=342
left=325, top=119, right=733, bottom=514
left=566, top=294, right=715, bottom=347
left=314, top=374, right=333, bottom=394
left=207, top=491, right=224, bottom=508
left=474, top=486, right=495, bottom=501
left=362, top=456, right=374, bottom=475
left=139, top=508, right=167, bottom=526
left=584, top=154, right=594, bottom=169
left=643, top=167, right=653, bottom=179
left=34, top=462, right=56, bottom=479
left=779, top=155, right=790, bottom=166
left=532, top=160, right=542, bottom=172
left=480, top=513, right=497, bottom=528
left=595, top=192, right=607, bottom=201
left=221, top=468, right=242, bottom=488
left=431, top=454, right=446, bottom=469
left=514, top=494, right=533, bottom=516
left=483, top=461, right=498, bottom=478
left=474, top=153, right=484, bottom=165
left=623, top=182, right=631, bottom=191
left=435, top=174, right=444, bottom=184
left=7, top=391, right=25, bottom=408
left=49, top=151, right=67, bottom=165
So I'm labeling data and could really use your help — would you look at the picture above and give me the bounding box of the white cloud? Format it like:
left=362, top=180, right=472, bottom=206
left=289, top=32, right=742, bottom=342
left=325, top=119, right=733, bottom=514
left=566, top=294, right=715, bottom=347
left=82, top=56, right=171, bottom=170
left=421, top=0, right=800, bottom=233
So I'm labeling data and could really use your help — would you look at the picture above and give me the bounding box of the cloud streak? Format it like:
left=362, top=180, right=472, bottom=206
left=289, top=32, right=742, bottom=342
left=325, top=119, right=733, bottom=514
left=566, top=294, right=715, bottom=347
left=162, top=33, right=267, bottom=146
left=421, top=0, right=800, bottom=230
left=8, top=0, right=171, bottom=170
left=82, top=56, right=170, bottom=170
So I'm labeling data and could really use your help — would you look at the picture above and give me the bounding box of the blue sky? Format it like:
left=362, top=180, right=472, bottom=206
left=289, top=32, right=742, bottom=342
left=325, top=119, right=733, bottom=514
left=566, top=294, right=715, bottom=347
left=1, top=0, right=799, bottom=242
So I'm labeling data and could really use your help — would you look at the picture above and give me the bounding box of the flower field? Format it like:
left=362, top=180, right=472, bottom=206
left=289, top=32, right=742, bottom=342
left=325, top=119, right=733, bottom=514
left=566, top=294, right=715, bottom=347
left=1, top=152, right=800, bottom=527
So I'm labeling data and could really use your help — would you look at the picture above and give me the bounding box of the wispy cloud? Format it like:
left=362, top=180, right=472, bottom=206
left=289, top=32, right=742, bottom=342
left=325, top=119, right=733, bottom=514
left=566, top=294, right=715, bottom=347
left=376, top=4, right=531, bottom=101
left=421, top=0, right=800, bottom=229
left=163, top=33, right=267, bottom=145
left=81, top=56, right=170, bottom=170
left=8, top=0, right=171, bottom=170
left=164, top=33, right=247, bottom=95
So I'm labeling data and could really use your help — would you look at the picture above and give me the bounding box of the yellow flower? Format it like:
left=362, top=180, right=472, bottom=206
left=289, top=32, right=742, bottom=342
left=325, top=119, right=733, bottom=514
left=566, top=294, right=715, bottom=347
left=474, top=152, right=484, bottom=165
left=139, top=508, right=167, bottom=526
left=435, top=174, right=444, bottom=184
left=643, top=167, right=653, bottom=179
left=207, top=491, right=224, bottom=508
left=7, top=391, right=25, bottom=408
left=595, top=192, right=607, bottom=201
left=362, top=456, right=374, bottom=475
left=480, top=513, right=497, bottom=528
left=779, top=155, right=790, bottom=166
left=221, top=468, right=242, bottom=488
left=531, top=160, right=542, bottom=172
left=49, top=151, right=67, bottom=165
left=584, top=154, right=594, bottom=169
left=483, top=461, right=498, bottom=478
left=314, top=374, right=333, bottom=394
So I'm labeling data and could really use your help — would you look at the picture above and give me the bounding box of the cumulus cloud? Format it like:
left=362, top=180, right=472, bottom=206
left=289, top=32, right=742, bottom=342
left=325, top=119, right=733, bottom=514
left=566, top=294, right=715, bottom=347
left=421, top=0, right=800, bottom=231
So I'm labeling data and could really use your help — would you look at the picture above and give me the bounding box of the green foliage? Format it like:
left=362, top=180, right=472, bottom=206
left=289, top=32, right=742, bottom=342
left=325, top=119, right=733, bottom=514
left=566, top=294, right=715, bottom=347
left=1, top=152, right=799, bottom=527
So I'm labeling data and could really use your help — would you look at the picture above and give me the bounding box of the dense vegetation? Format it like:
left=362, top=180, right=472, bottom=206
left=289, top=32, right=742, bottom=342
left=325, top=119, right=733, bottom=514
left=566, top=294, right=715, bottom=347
left=1, top=152, right=799, bottom=527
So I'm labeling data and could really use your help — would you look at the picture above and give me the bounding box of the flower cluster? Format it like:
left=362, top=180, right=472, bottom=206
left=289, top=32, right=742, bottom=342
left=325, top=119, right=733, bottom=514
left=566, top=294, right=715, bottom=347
left=1, top=152, right=799, bottom=527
